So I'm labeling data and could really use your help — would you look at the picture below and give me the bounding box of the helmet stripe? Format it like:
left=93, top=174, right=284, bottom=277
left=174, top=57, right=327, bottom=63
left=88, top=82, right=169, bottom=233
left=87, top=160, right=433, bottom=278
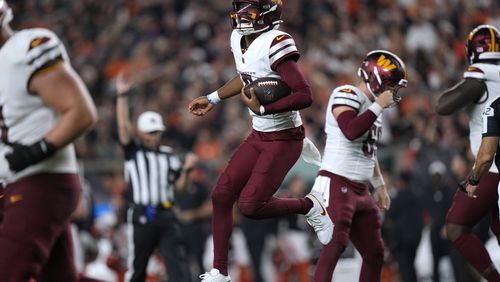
left=489, top=27, right=496, bottom=52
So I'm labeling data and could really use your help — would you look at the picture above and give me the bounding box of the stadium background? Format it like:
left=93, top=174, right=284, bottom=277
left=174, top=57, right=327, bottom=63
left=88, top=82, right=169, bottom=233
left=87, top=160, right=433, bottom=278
left=10, top=0, right=500, bottom=281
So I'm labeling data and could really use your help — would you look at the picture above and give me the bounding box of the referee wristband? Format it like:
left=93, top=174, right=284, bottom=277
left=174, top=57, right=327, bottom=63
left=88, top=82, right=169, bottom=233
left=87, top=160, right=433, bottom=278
left=370, top=176, right=385, bottom=189
left=207, top=91, right=221, bottom=105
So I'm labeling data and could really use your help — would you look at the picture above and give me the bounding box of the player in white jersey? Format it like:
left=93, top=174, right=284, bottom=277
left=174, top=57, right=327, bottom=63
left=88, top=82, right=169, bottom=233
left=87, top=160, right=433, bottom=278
left=0, top=1, right=98, bottom=281
left=312, top=50, right=408, bottom=282
left=188, top=1, right=332, bottom=281
left=436, top=25, right=500, bottom=282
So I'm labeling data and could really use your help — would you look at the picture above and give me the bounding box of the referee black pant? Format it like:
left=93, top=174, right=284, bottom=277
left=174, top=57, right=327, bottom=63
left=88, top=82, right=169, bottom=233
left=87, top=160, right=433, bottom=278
left=126, top=205, right=190, bottom=282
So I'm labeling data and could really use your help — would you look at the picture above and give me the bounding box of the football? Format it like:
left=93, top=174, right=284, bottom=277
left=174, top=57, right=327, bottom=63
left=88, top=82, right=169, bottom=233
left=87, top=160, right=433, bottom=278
left=244, top=77, right=292, bottom=105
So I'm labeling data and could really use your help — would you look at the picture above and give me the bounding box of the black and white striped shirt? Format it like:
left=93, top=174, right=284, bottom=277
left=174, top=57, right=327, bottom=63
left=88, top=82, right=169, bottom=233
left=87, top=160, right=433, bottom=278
left=122, top=142, right=182, bottom=207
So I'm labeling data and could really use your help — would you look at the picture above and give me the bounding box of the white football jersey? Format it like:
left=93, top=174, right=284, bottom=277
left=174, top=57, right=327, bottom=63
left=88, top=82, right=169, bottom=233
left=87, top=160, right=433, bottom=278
left=230, top=29, right=302, bottom=132
left=321, top=85, right=382, bottom=182
left=0, top=28, right=78, bottom=181
left=465, top=62, right=500, bottom=173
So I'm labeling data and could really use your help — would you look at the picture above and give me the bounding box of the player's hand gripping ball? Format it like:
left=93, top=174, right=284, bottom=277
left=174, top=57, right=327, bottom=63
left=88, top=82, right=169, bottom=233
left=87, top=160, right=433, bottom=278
left=243, top=77, right=291, bottom=105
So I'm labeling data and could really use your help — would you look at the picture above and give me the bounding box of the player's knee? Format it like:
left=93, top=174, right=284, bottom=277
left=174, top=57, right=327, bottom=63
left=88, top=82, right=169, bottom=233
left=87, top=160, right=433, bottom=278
left=445, top=223, right=469, bottom=242
left=237, top=201, right=261, bottom=219
left=332, top=228, right=350, bottom=246
left=212, top=172, right=239, bottom=204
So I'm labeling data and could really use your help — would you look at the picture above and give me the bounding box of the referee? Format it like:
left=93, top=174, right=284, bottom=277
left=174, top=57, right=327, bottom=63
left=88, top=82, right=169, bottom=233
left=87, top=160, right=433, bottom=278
left=116, top=74, right=197, bottom=282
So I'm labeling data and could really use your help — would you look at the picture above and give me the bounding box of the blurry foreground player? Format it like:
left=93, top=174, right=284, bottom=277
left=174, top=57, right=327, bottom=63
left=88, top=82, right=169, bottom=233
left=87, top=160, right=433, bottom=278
left=188, top=0, right=332, bottom=281
left=0, top=1, right=100, bottom=281
left=436, top=24, right=500, bottom=282
left=312, top=50, right=408, bottom=282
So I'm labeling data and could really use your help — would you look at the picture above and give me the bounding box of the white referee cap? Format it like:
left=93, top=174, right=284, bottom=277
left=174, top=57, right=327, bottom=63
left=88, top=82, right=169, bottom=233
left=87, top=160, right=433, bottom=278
left=428, top=160, right=447, bottom=176
left=137, top=111, right=165, bottom=133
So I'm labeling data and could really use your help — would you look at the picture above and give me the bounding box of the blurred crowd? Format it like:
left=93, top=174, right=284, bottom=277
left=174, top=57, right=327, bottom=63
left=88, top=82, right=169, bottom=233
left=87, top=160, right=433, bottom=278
left=10, top=0, right=500, bottom=281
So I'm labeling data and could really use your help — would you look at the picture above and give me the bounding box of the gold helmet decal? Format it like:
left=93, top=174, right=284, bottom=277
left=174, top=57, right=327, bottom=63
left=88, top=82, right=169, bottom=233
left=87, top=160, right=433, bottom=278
left=377, top=54, right=397, bottom=71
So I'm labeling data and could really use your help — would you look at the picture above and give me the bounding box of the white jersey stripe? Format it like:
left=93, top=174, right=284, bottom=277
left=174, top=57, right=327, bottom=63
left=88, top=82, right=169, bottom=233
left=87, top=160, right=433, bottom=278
left=125, top=160, right=141, bottom=203
left=335, top=92, right=361, bottom=101
left=25, top=41, right=59, bottom=62
left=146, top=152, right=159, bottom=206
left=333, top=98, right=361, bottom=110
left=269, top=46, right=298, bottom=65
left=464, top=72, right=487, bottom=80
left=269, top=43, right=296, bottom=59
left=158, top=154, right=168, bottom=203
left=136, top=151, right=149, bottom=205
left=27, top=44, right=60, bottom=65
left=269, top=39, right=295, bottom=54
left=30, top=48, right=62, bottom=70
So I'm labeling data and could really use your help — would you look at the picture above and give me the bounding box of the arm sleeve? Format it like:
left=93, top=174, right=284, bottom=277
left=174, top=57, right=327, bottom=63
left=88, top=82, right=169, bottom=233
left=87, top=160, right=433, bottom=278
left=263, top=59, right=312, bottom=114
left=336, top=109, right=379, bottom=141
left=482, top=99, right=500, bottom=137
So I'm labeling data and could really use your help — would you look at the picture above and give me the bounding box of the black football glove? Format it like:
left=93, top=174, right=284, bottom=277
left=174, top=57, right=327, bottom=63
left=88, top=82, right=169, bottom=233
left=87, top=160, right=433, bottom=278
left=5, top=139, right=57, bottom=172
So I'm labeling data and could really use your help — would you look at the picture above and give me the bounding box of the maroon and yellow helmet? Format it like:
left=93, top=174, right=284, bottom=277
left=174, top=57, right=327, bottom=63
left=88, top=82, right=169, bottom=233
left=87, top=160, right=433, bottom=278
left=230, top=0, right=283, bottom=36
left=466, top=25, right=500, bottom=64
left=357, top=50, right=408, bottom=101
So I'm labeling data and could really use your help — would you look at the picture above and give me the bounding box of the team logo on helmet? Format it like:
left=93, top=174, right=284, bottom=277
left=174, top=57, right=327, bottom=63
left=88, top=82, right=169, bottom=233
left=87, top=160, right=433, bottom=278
left=230, top=0, right=284, bottom=36
left=466, top=25, right=500, bottom=64
left=357, top=50, right=408, bottom=104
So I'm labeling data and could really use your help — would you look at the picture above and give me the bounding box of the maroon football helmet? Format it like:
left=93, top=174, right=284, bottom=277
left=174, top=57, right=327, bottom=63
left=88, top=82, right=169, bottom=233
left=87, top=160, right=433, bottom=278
left=230, top=0, right=283, bottom=36
left=357, top=50, right=408, bottom=102
left=0, top=1, right=12, bottom=27
left=466, top=25, right=500, bottom=64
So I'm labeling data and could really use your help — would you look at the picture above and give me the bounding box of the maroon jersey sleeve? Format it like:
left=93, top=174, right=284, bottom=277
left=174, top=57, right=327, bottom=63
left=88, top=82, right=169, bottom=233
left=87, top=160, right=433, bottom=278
left=263, top=59, right=312, bottom=114
left=269, top=34, right=300, bottom=71
left=336, top=109, right=378, bottom=141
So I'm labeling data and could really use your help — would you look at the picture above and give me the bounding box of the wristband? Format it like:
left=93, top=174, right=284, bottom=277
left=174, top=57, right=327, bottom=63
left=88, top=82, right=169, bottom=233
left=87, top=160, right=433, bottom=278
left=368, top=103, right=383, bottom=116
left=370, top=176, right=385, bottom=189
left=207, top=91, right=221, bottom=105
left=468, top=176, right=480, bottom=186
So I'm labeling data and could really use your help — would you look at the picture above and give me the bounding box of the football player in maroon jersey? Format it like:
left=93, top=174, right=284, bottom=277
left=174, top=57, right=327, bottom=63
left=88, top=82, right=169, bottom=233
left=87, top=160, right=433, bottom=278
left=312, top=50, right=407, bottom=282
left=188, top=1, right=333, bottom=281
left=437, top=24, right=500, bottom=282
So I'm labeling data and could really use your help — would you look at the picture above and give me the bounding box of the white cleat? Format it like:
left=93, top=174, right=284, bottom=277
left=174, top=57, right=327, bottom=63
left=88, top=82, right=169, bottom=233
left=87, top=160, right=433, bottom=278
left=200, top=269, right=231, bottom=282
left=305, top=191, right=334, bottom=245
